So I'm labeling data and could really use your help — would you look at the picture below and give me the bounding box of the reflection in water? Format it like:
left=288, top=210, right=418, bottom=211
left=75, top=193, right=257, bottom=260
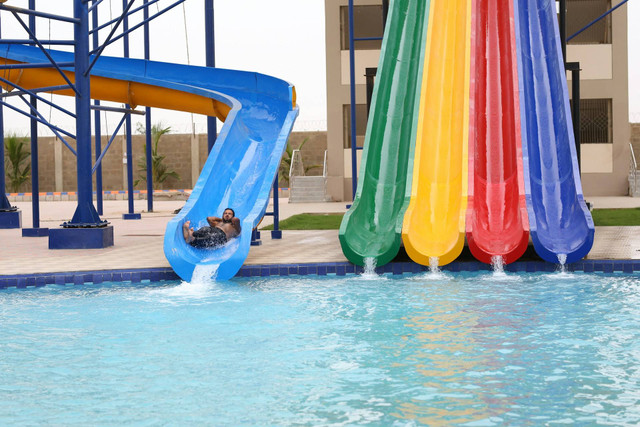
left=390, top=276, right=528, bottom=425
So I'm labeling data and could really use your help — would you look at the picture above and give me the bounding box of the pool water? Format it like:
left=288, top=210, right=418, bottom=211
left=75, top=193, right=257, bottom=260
left=1, top=271, right=639, bottom=425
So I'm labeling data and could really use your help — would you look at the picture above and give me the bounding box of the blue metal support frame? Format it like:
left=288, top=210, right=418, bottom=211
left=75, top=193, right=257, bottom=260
left=346, top=2, right=384, bottom=200
left=0, top=62, right=75, bottom=70
left=0, top=100, right=78, bottom=151
left=63, top=0, right=106, bottom=229
left=205, top=0, right=217, bottom=154
left=92, top=113, right=127, bottom=174
left=0, top=16, right=20, bottom=229
left=0, top=5, right=80, bottom=24
left=0, top=78, right=76, bottom=117
left=567, top=0, right=629, bottom=42
left=0, top=39, right=75, bottom=45
left=85, top=0, right=135, bottom=77
left=121, top=0, right=140, bottom=221
left=92, top=0, right=103, bottom=215
left=10, top=10, right=78, bottom=95
left=90, top=0, right=161, bottom=35
left=144, top=0, right=154, bottom=213
left=90, top=0, right=187, bottom=57
left=348, top=0, right=358, bottom=200
left=21, top=0, right=48, bottom=237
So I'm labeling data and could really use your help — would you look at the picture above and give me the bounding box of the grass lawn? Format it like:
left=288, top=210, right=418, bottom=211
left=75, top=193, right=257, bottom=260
left=261, top=213, right=344, bottom=230
left=591, top=208, right=640, bottom=226
left=259, top=209, right=640, bottom=230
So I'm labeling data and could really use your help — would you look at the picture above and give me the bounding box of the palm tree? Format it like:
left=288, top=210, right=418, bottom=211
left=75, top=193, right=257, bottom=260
left=3, top=134, right=31, bottom=193
left=135, top=122, right=180, bottom=189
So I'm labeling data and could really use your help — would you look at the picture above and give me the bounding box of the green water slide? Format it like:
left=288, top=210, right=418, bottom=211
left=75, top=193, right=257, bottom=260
left=339, top=0, right=429, bottom=267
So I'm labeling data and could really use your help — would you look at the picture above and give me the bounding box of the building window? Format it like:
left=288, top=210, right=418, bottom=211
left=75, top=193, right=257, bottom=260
left=566, top=0, right=612, bottom=44
left=343, top=104, right=368, bottom=148
left=575, top=98, right=613, bottom=144
left=340, top=5, right=384, bottom=50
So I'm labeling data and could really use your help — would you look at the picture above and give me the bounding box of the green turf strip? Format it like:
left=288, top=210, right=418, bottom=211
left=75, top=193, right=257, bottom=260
left=261, top=213, right=344, bottom=230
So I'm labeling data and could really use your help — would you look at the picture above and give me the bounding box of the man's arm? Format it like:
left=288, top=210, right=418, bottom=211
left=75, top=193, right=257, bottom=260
left=207, top=216, right=222, bottom=227
left=232, top=217, right=241, bottom=234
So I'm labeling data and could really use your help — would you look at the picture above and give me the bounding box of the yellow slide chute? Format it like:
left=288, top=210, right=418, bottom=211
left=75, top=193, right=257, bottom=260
left=401, top=0, right=472, bottom=267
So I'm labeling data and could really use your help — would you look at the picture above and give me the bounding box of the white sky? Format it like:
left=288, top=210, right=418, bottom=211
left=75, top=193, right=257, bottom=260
left=0, top=0, right=639, bottom=137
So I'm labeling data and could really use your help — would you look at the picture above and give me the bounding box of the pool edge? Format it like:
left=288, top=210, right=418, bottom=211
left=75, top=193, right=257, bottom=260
left=0, top=259, right=638, bottom=288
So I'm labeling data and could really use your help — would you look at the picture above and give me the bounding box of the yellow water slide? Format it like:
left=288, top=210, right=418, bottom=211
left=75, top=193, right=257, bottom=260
left=401, top=0, right=472, bottom=267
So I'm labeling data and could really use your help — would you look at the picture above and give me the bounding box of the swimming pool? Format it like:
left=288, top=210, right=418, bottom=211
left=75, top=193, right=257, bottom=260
left=1, top=271, right=639, bottom=425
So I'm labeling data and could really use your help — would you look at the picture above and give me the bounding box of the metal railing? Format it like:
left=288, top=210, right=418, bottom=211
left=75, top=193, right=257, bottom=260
left=630, top=143, right=638, bottom=197
left=322, top=150, right=328, bottom=178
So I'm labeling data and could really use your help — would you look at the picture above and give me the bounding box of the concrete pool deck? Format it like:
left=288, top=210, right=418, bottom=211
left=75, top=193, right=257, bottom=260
left=1, top=196, right=640, bottom=277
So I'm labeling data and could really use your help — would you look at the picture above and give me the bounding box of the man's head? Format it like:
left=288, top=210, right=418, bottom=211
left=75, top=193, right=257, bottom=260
left=222, top=208, right=235, bottom=223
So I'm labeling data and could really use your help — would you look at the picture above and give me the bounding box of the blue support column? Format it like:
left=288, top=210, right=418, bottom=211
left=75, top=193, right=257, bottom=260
left=0, top=98, right=22, bottom=229
left=92, top=0, right=104, bottom=215
left=122, top=0, right=140, bottom=220
left=0, top=16, right=22, bottom=229
left=348, top=0, right=358, bottom=201
left=22, top=0, right=49, bottom=237
left=271, top=173, right=281, bottom=239
left=49, top=0, right=113, bottom=249
left=205, top=0, right=217, bottom=153
left=144, top=0, right=153, bottom=212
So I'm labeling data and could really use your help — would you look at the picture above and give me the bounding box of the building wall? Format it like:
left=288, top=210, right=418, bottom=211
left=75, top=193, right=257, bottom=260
left=3, top=131, right=326, bottom=194
left=572, top=4, right=630, bottom=196
left=325, top=0, right=381, bottom=202
left=325, top=0, right=630, bottom=200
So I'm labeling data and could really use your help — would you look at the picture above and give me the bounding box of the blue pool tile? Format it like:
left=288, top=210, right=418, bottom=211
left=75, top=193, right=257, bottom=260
left=73, top=275, right=84, bottom=285
left=633, top=262, right=640, bottom=272
left=261, top=268, right=270, bottom=277
left=269, top=267, right=279, bottom=276
left=0, top=279, right=7, bottom=289
left=287, top=266, right=298, bottom=276
left=392, top=263, right=402, bottom=275
left=35, top=277, right=46, bottom=287
left=613, top=263, right=623, bottom=273
left=43, top=276, right=55, bottom=285
left=17, top=277, right=27, bottom=288
left=279, top=267, right=289, bottom=276
left=623, top=263, right=633, bottom=273
left=584, top=263, right=594, bottom=273
left=83, top=274, right=93, bottom=283
left=6, top=278, right=17, bottom=288
left=346, top=264, right=355, bottom=274
left=603, top=263, right=614, bottom=273
left=131, top=272, right=141, bottom=283
left=92, top=274, right=103, bottom=284
left=317, top=266, right=327, bottom=276
left=54, top=274, right=66, bottom=285
left=239, top=268, right=250, bottom=277
left=65, top=274, right=74, bottom=284
left=327, top=265, right=336, bottom=274
left=26, top=277, right=36, bottom=287
left=299, top=266, right=309, bottom=276
left=307, top=265, right=318, bottom=275
left=594, top=263, right=604, bottom=272
left=336, top=265, right=346, bottom=276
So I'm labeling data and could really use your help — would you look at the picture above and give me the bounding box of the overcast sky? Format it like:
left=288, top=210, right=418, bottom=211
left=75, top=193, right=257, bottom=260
left=0, top=0, right=638, bottom=136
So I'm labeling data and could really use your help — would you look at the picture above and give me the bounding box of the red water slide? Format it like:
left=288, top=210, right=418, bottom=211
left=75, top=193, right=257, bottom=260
left=466, top=0, right=529, bottom=265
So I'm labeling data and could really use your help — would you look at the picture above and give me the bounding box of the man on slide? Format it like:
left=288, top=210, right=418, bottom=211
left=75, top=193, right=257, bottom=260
left=183, top=208, right=241, bottom=249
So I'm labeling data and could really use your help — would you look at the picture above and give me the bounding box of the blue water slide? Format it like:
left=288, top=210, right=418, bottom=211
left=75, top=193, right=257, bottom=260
left=1, top=45, right=298, bottom=281
left=513, top=0, right=594, bottom=264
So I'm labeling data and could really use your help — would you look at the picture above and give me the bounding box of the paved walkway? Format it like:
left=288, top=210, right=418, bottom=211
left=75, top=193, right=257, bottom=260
left=1, top=197, right=640, bottom=276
